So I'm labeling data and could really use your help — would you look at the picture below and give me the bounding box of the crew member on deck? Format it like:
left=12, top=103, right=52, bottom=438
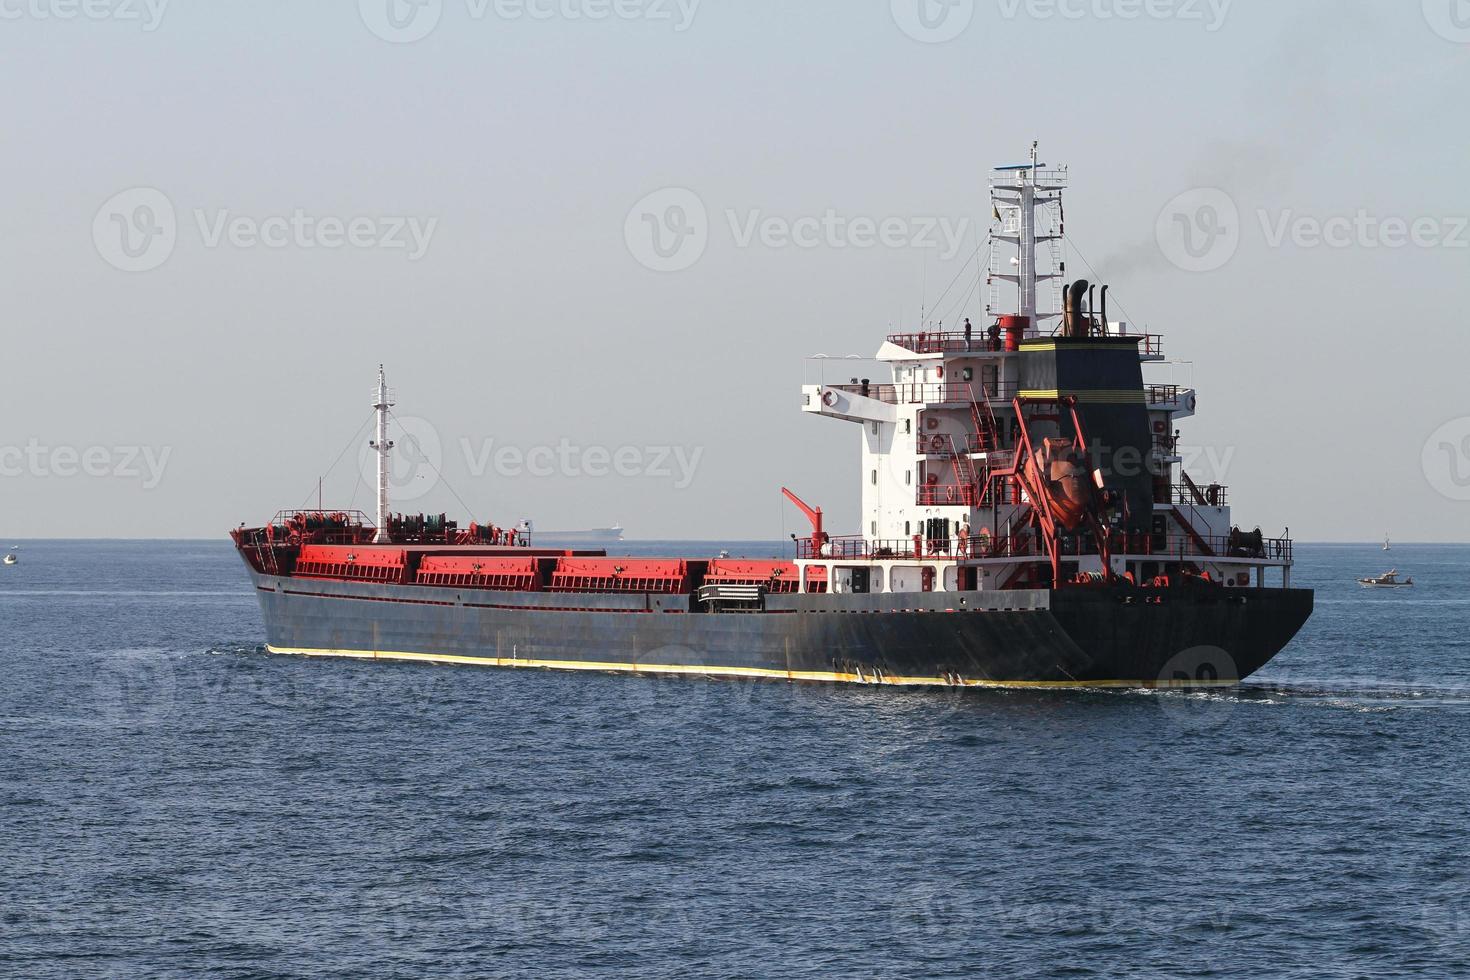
left=963, top=318, right=973, bottom=349
left=987, top=320, right=1001, bottom=352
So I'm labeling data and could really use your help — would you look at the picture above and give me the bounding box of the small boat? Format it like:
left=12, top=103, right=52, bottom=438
left=1358, top=569, right=1412, bottom=589
left=3, top=554, right=16, bottom=566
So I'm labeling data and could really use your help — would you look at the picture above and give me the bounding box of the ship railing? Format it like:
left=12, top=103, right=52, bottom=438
left=271, top=509, right=375, bottom=527
left=884, top=331, right=1164, bottom=359
left=885, top=333, right=1015, bottom=355
left=917, top=485, right=980, bottom=507
left=796, top=530, right=1291, bottom=564
left=1159, top=483, right=1229, bottom=507
left=1146, top=384, right=1182, bottom=405
left=1107, top=531, right=1292, bottom=562
left=825, top=382, right=1021, bottom=405
left=796, top=534, right=1034, bottom=562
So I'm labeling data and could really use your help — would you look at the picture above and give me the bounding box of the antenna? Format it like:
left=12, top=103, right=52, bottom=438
left=989, top=142, right=1067, bottom=333
left=369, top=365, right=396, bottom=544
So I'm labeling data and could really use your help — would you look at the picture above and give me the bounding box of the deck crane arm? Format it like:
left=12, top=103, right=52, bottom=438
left=781, top=487, right=828, bottom=555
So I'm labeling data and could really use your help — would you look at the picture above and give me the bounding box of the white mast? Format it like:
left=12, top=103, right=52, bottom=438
left=370, top=365, right=395, bottom=544
left=988, top=142, right=1067, bottom=331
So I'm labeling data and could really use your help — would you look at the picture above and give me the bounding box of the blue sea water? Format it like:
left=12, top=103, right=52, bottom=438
left=1, top=540, right=1468, bottom=978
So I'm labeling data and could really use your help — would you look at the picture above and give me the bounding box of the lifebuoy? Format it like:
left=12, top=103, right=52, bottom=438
left=946, top=486, right=957, bottom=503
left=930, top=435, right=945, bottom=452
left=925, top=416, right=939, bottom=431
left=822, top=389, right=838, bottom=407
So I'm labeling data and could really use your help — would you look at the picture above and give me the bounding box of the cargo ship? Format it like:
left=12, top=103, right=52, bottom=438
left=233, top=149, right=1312, bottom=688
left=518, top=522, right=626, bottom=546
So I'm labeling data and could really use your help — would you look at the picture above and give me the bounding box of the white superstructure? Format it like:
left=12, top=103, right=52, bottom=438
left=791, top=147, right=1292, bottom=596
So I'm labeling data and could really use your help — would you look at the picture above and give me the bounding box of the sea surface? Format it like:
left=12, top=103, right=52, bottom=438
left=2, top=540, right=1468, bottom=978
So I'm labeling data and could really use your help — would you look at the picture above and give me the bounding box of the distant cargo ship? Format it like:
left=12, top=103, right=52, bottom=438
left=233, top=147, right=1312, bottom=688
left=518, top=522, right=625, bottom=545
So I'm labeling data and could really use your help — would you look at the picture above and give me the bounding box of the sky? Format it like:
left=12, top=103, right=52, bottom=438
left=3, top=0, right=1469, bottom=542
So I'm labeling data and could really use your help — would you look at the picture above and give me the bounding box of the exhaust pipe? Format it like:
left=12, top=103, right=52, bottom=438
left=1065, top=279, right=1089, bottom=338
left=1099, top=285, right=1109, bottom=337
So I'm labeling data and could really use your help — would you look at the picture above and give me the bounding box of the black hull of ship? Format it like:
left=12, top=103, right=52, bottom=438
left=245, top=566, right=1313, bottom=688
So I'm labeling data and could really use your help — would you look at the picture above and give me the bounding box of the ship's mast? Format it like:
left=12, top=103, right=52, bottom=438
left=988, top=141, right=1067, bottom=332
left=370, top=365, right=395, bottom=544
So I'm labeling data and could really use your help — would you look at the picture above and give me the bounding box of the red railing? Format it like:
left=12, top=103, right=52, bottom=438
left=885, top=331, right=1165, bottom=359
left=918, top=485, right=979, bottom=507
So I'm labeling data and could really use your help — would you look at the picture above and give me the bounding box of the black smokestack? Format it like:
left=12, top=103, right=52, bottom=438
left=1100, top=285, right=1109, bottom=337
left=1065, top=279, right=1089, bottom=338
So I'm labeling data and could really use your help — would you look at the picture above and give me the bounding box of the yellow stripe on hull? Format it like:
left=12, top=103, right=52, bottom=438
left=264, top=645, right=1236, bottom=691
left=1017, top=389, right=1147, bottom=405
